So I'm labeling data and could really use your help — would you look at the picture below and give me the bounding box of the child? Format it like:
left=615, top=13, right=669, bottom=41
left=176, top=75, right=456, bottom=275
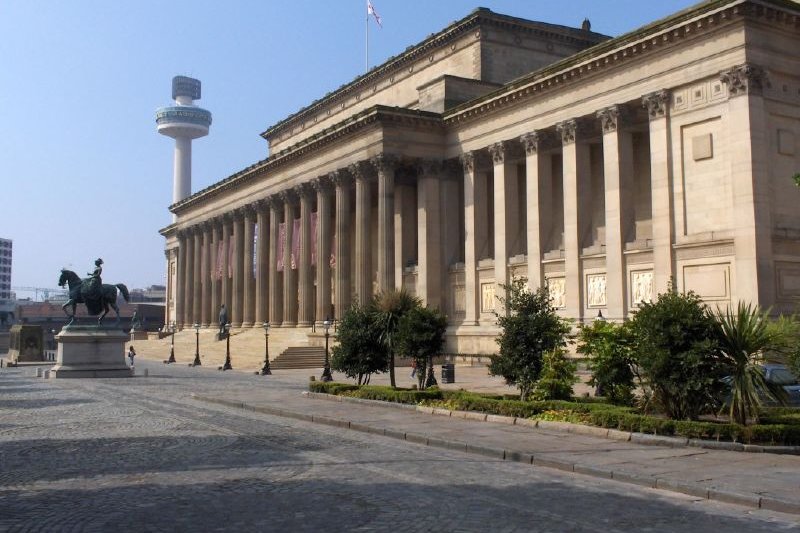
left=127, top=346, right=136, bottom=368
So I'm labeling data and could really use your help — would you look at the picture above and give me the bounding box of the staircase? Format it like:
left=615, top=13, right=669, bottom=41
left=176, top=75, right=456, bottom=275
left=270, top=346, right=327, bottom=370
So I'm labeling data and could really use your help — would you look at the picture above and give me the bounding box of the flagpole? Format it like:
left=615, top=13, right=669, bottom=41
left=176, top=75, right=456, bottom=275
left=365, top=0, right=369, bottom=72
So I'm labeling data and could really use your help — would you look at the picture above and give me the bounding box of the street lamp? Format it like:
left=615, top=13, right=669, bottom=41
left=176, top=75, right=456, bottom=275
left=166, top=321, right=176, bottom=364
left=220, top=323, right=232, bottom=371
left=321, top=317, right=333, bottom=382
left=595, top=310, right=605, bottom=322
left=191, top=323, right=201, bottom=367
left=259, top=322, right=271, bottom=375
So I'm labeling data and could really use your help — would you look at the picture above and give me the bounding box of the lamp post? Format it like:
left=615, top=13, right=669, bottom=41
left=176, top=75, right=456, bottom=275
left=595, top=309, right=605, bottom=322
left=321, top=318, right=333, bottom=382
left=191, top=323, right=201, bottom=366
left=166, top=321, right=176, bottom=363
left=259, top=322, right=271, bottom=375
left=221, top=323, right=232, bottom=371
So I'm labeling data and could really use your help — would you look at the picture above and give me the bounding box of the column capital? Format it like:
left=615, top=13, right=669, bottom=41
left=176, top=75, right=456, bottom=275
left=232, top=207, right=246, bottom=221
left=642, top=90, right=671, bottom=119
left=330, top=169, right=352, bottom=188
left=279, top=188, right=297, bottom=204
left=417, top=158, right=443, bottom=176
left=520, top=130, right=556, bottom=155
left=488, top=141, right=507, bottom=164
left=596, top=104, right=632, bottom=133
left=370, top=153, right=399, bottom=173
left=312, top=175, right=333, bottom=193
left=556, top=119, right=584, bottom=145
left=164, top=249, right=172, bottom=260
left=265, top=195, right=283, bottom=210
left=296, top=182, right=315, bottom=199
left=200, top=219, right=213, bottom=232
left=459, top=151, right=475, bottom=172
left=222, top=211, right=235, bottom=225
left=348, top=161, right=373, bottom=182
left=720, top=63, right=767, bottom=97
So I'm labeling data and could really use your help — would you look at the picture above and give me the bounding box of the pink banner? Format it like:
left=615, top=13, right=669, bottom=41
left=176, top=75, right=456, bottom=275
left=252, top=223, right=258, bottom=278
left=330, top=234, right=336, bottom=268
left=278, top=222, right=286, bottom=272
left=291, top=218, right=300, bottom=270
left=215, top=240, right=224, bottom=281
left=310, top=212, right=318, bottom=266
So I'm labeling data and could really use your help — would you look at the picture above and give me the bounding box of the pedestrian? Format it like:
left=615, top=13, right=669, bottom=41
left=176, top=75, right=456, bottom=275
left=218, top=304, right=229, bottom=336
left=127, top=346, right=136, bottom=368
left=410, top=359, right=417, bottom=378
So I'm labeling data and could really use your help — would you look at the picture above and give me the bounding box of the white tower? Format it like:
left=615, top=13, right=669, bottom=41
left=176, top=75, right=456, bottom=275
left=156, top=76, right=212, bottom=221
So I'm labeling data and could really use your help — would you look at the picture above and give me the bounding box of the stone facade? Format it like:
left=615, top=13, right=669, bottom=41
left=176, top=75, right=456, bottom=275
left=161, top=2, right=800, bottom=354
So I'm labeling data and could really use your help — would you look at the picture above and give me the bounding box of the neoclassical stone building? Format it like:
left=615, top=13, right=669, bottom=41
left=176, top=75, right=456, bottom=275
left=161, top=0, right=800, bottom=354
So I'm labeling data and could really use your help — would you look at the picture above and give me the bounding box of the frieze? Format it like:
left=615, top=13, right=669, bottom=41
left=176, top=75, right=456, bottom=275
left=630, top=270, right=654, bottom=307
left=545, top=277, right=566, bottom=309
left=674, top=242, right=734, bottom=261
left=586, top=274, right=607, bottom=307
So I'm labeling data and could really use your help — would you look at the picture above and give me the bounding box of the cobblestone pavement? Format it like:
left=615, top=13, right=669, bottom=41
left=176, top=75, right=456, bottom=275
left=0, top=362, right=798, bottom=532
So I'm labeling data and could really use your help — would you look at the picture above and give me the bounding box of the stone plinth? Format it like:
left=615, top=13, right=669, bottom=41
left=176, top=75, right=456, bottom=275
left=130, top=330, right=148, bottom=341
left=8, top=325, right=44, bottom=363
left=51, top=326, right=132, bottom=378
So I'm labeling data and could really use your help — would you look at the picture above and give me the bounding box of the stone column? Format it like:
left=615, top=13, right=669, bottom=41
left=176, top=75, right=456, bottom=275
left=282, top=190, right=298, bottom=327
left=201, top=221, right=213, bottom=328
left=461, top=153, right=479, bottom=325
left=298, top=183, right=314, bottom=327
left=521, top=132, right=552, bottom=290
left=598, top=105, right=634, bottom=320
left=267, top=197, right=283, bottom=326
left=164, top=248, right=174, bottom=325
left=176, top=231, right=187, bottom=328
left=643, top=90, right=674, bottom=295
left=209, top=218, right=221, bottom=328
left=488, top=141, right=520, bottom=312
left=373, top=154, right=397, bottom=292
left=230, top=209, right=245, bottom=328
left=183, top=228, right=194, bottom=329
left=221, top=213, right=233, bottom=319
left=720, top=64, right=774, bottom=306
left=417, top=159, right=442, bottom=309
left=255, top=200, right=269, bottom=325
left=315, top=176, right=333, bottom=323
left=352, top=162, right=372, bottom=305
left=557, top=119, right=590, bottom=321
left=333, top=170, right=352, bottom=319
left=192, top=227, right=202, bottom=327
left=242, top=205, right=256, bottom=328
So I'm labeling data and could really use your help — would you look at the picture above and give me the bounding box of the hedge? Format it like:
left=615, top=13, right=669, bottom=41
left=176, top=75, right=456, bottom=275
left=310, top=382, right=800, bottom=446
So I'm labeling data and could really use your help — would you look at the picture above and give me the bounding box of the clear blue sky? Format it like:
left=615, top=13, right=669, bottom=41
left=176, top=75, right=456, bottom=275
left=0, top=0, right=698, bottom=299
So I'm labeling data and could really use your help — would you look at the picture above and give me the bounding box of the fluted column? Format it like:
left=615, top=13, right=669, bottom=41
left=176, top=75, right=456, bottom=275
left=201, top=221, right=213, bottom=327
left=333, top=170, right=352, bottom=319
left=298, top=184, right=314, bottom=326
left=221, top=213, right=233, bottom=318
left=230, top=209, right=245, bottom=327
left=242, top=205, right=256, bottom=328
left=315, top=176, right=333, bottom=323
left=210, top=218, right=221, bottom=326
left=721, top=64, right=773, bottom=306
left=282, top=190, right=298, bottom=327
left=176, top=231, right=188, bottom=328
left=255, top=200, right=269, bottom=325
left=192, top=227, right=202, bottom=326
left=461, top=153, right=479, bottom=325
left=165, top=248, right=175, bottom=325
left=352, top=162, right=372, bottom=305
left=267, top=197, right=283, bottom=325
left=557, top=119, right=589, bottom=321
left=182, top=228, right=194, bottom=329
left=417, top=159, right=442, bottom=309
left=521, top=132, right=552, bottom=291
left=373, top=154, right=397, bottom=292
left=488, top=141, right=519, bottom=312
left=599, top=105, right=634, bottom=320
left=643, top=91, right=674, bottom=295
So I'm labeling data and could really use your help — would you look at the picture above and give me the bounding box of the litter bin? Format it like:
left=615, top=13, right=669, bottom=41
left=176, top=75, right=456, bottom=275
left=441, top=363, right=455, bottom=384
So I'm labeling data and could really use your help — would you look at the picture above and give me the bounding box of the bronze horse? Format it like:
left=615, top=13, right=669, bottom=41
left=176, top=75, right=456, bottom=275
left=58, top=269, right=130, bottom=325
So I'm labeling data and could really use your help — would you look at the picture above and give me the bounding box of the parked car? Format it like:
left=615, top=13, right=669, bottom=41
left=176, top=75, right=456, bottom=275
left=758, top=364, right=800, bottom=407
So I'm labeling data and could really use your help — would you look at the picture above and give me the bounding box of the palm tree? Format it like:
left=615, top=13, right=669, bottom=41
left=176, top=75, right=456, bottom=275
left=372, top=289, right=421, bottom=388
left=712, top=302, right=787, bottom=425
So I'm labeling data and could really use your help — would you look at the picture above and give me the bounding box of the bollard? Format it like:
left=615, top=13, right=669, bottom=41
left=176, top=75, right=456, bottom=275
left=309, top=375, right=316, bottom=382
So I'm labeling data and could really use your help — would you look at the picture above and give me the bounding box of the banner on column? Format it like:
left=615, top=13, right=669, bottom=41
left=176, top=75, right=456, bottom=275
left=215, top=240, right=224, bottom=281
left=278, top=222, right=286, bottom=272
left=330, top=234, right=336, bottom=268
left=291, top=218, right=300, bottom=270
left=228, top=237, right=234, bottom=279
left=310, top=212, right=318, bottom=266
left=252, top=223, right=258, bottom=278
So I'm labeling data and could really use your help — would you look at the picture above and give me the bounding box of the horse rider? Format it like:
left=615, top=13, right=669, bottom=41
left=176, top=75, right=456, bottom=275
left=85, top=258, right=103, bottom=300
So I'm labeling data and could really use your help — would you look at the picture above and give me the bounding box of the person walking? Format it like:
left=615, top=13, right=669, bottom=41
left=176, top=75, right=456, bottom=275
left=127, top=346, right=136, bottom=368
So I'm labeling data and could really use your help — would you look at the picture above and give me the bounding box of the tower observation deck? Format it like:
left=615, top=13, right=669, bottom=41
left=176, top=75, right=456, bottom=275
left=156, top=76, right=212, bottom=220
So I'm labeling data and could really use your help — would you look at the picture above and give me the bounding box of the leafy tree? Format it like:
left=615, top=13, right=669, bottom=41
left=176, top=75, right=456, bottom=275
left=577, top=320, right=636, bottom=405
left=488, top=278, right=572, bottom=401
left=628, top=287, right=723, bottom=420
left=330, top=303, right=386, bottom=385
left=396, top=306, right=447, bottom=390
left=712, top=302, right=789, bottom=425
left=373, top=289, right=421, bottom=388
left=532, top=348, right=577, bottom=401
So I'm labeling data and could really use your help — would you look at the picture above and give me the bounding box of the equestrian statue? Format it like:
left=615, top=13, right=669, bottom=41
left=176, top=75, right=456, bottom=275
left=58, top=258, right=130, bottom=325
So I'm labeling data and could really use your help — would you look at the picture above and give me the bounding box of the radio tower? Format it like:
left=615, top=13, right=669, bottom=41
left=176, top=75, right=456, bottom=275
left=156, top=76, right=212, bottom=221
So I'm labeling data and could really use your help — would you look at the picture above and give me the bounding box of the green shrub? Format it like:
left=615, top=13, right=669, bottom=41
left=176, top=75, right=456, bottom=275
left=330, top=303, right=387, bottom=385
left=532, top=348, right=577, bottom=401
left=577, top=320, right=636, bottom=405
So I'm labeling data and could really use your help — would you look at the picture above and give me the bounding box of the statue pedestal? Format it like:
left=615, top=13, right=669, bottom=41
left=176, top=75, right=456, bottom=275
left=50, top=326, right=132, bottom=378
left=129, top=330, right=148, bottom=341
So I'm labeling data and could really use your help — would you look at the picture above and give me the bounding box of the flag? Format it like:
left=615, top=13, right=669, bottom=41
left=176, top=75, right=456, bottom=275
left=215, top=241, right=224, bottom=280
left=291, top=218, right=300, bottom=270
left=367, top=0, right=382, bottom=27
left=310, top=212, right=318, bottom=266
left=278, top=223, right=286, bottom=272
left=227, top=238, right=234, bottom=279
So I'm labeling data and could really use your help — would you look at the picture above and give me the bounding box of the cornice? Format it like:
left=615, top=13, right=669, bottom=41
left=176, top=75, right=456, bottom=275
left=261, top=9, right=607, bottom=142
left=443, top=0, right=799, bottom=128
left=171, top=106, right=442, bottom=216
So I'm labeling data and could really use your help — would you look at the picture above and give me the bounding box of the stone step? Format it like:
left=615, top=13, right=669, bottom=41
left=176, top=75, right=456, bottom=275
left=270, top=346, right=327, bottom=370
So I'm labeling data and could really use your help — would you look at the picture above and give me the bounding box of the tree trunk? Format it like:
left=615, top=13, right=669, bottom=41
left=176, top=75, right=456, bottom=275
left=389, top=351, right=396, bottom=388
